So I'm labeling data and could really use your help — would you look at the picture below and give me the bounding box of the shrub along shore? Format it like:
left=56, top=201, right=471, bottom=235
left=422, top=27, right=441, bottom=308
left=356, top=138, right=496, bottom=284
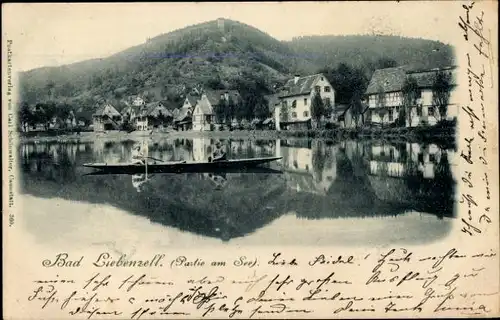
left=18, top=123, right=456, bottom=149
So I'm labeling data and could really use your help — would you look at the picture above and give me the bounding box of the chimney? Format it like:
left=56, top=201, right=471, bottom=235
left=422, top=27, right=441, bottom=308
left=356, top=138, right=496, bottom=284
left=294, top=75, right=300, bottom=84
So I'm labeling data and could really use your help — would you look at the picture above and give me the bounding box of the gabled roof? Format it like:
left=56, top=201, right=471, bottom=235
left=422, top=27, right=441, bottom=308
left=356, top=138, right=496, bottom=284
left=407, top=67, right=458, bottom=88
left=365, top=67, right=406, bottom=95
left=366, top=66, right=458, bottom=95
left=145, top=102, right=173, bottom=117
left=279, top=73, right=327, bottom=98
left=175, top=108, right=192, bottom=122
left=93, top=103, right=121, bottom=117
left=121, top=105, right=142, bottom=116
left=195, top=96, right=214, bottom=115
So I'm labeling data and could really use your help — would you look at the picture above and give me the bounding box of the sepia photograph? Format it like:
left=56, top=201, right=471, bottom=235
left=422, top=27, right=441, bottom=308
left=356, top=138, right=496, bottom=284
left=3, top=2, right=498, bottom=319
left=16, top=4, right=460, bottom=247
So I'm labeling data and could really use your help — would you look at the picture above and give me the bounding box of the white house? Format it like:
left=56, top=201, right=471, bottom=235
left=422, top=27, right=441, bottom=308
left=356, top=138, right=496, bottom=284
left=131, top=96, right=146, bottom=107
left=192, top=95, right=214, bottom=131
left=365, top=66, right=459, bottom=127
left=192, top=90, right=241, bottom=131
left=274, top=74, right=335, bottom=130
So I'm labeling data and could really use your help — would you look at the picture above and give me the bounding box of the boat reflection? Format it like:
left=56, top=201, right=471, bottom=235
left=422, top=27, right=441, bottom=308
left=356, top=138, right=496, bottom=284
left=19, top=137, right=457, bottom=243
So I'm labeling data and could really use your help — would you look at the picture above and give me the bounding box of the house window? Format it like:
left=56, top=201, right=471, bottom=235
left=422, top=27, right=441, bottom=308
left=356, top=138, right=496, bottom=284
left=304, top=98, right=308, bottom=105
left=314, top=86, right=321, bottom=93
left=303, top=111, right=309, bottom=117
left=283, top=101, right=288, bottom=107
left=388, top=109, right=394, bottom=121
left=324, top=86, right=331, bottom=92
left=292, top=112, right=297, bottom=118
left=292, top=100, right=297, bottom=108
left=418, top=153, right=424, bottom=163
left=428, top=106, right=435, bottom=116
left=321, top=77, right=324, bottom=81
left=417, top=106, right=423, bottom=116
left=429, top=154, right=436, bottom=162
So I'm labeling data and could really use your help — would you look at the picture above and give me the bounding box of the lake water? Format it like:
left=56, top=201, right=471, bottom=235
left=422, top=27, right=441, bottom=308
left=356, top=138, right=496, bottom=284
left=19, top=137, right=459, bottom=247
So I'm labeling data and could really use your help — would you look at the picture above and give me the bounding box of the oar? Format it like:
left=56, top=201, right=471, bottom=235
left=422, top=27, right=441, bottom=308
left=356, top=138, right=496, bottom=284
left=146, top=156, right=186, bottom=164
left=146, top=156, right=166, bottom=162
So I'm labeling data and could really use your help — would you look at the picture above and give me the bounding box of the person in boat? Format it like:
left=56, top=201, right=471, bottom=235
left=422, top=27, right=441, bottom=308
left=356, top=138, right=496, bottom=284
left=131, top=145, right=146, bottom=165
left=132, top=174, right=147, bottom=193
left=210, top=140, right=227, bottom=162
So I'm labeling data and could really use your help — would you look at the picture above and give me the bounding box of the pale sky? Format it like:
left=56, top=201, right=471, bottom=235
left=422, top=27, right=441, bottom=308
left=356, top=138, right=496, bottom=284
left=3, top=2, right=464, bottom=71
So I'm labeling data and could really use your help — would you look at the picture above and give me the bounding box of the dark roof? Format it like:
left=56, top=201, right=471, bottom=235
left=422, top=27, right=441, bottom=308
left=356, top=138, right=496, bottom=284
left=279, top=74, right=326, bottom=98
left=145, top=102, right=173, bottom=117
left=204, top=90, right=240, bottom=106
left=185, top=94, right=199, bottom=106
left=175, top=108, right=192, bottom=122
left=93, top=104, right=121, bottom=117
left=408, top=68, right=458, bottom=88
left=366, top=66, right=458, bottom=95
left=365, top=67, right=406, bottom=95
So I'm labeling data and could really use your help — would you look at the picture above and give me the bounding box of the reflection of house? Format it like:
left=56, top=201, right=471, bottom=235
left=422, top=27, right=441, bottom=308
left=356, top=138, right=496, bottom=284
left=275, top=74, right=335, bottom=130
left=280, top=141, right=337, bottom=194
left=366, top=142, right=456, bottom=180
left=192, top=138, right=213, bottom=161
left=368, top=144, right=406, bottom=178
left=365, top=66, right=458, bottom=127
left=92, top=104, right=122, bottom=132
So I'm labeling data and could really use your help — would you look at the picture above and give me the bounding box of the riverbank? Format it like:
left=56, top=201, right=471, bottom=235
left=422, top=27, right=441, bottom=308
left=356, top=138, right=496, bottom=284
left=18, top=125, right=456, bottom=147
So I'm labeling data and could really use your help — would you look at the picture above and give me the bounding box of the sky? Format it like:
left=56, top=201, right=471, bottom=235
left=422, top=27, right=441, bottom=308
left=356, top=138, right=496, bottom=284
left=3, top=2, right=464, bottom=71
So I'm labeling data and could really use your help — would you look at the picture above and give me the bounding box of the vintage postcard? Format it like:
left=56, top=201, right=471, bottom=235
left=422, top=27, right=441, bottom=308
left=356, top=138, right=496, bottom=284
left=2, top=1, right=499, bottom=319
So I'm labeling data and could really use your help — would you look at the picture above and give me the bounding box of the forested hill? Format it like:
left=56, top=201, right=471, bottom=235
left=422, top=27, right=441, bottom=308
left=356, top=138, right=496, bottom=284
left=287, top=35, right=454, bottom=74
left=19, top=18, right=455, bottom=111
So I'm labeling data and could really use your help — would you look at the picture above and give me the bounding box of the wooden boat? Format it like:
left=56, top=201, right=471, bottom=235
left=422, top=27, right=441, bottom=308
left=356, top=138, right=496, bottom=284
left=83, top=156, right=282, bottom=174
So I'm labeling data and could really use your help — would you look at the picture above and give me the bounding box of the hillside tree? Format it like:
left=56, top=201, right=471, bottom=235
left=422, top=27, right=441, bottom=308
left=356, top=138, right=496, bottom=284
left=311, top=92, right=325, bottom=129
left=19, top=103, right=33, bottom=132
left=432, top=71, right=453, bottom=120
left=350, top=91, right=365, bottom=128
left=224, top=96, right=236, bottom=123
left=214, top=98, right=226, bottom=124
left=402, top=76, right=420, bottom=126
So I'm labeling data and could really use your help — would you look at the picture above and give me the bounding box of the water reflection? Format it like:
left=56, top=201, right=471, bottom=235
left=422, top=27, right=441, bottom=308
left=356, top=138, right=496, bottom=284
left=19, top=137, right=457, bottom=244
